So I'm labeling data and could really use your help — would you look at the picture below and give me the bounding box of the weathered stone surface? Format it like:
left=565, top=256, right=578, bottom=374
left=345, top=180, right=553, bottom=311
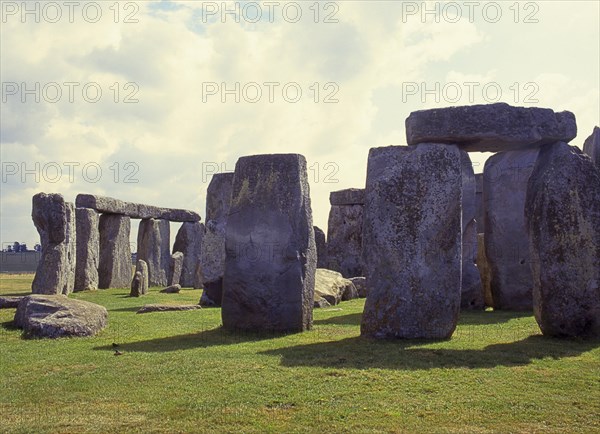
left=326, top=204, right=363, bottom=278
left=477, top=234, right=493, bottom=308
left=475, top=173, right=484, bottom=233
left=350, top=277, right=367, bottom=298
left=583, top=126, right=600, bottom=167
left=200, top=281, right=222, bottom=307
left=169, top=252, right=184, bottom=286
left=314, top=226, right=328, bottom=268
left=526, top=141, right=600, bottom=338
left=201, top=173, right=235, bottom=303
left=313, top=297, right=331, bottom=308
left=405, top=103, right=577, bottom=152
left=172, top=222, right=204, bottom=287
left=193, top=260, right=204, bottom=290
left=161, top=284, right=181, bottom=293
left=361, top=144, right=462, bottom=339
left=32, top=194, right=76, bottom=295
left=329, top=188, right=365, bottom=206
left=74, top=208, right=99, bottom=291
left=137, top=304, right=201, bottom=314
left=222, top=154, right=316, bottom=332
left=130, top=259, right=148, bottom=297
left=14, top=295, right=107, bottom=338
left=76, top=194, right=200, bottom=222
left=206, top=173, right=235, bottom=222
left=98, top=214, right=132, bottom=289
left=484, top=148, right=539, bottom=310
left=0, top=296, right=25, bottom=309
left=137, top=218, right=170, bottom=287
left=314, top=269, right=356, bottom=306
left=460, top=151, right=484, bottom=310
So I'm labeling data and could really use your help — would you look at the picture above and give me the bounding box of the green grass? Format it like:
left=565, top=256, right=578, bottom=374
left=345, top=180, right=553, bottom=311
left=1, top=274, right=599, bottom=433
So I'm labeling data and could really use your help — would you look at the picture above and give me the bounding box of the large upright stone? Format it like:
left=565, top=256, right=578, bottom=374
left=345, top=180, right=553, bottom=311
left=583, top=126, right=599, bottom=167
left=475, top=174, right=484, bottom=233
left=74, top=208, right=99, bottom=291
left=406, top=103, right=577, bottom=152
left=75, top=194, right=200, bottom=222
left=526, top=142, right=600, bottom=338
left=130, top=259, right=148, bottom=297
left=313, top=226, right=327, bottom=268
left=137, top=218, right=170, bottom=287
left=484, top=148, right=539, bottom=310
left=31, top=193, right=76, bottom=295
left=477, top=234, right=493, bottom=308
left=98, top=214, right=131, bottom=289
left=173, top=222, right=204, bottom=287
left=326, top=189, right=364, bottom=278
left=460, top=152, right=484, bottom=309
left=200, top=173, right=234, bottom=305
left=222, top=154, right=316, bottom=332
left=361, top=144, right=462, bottom=340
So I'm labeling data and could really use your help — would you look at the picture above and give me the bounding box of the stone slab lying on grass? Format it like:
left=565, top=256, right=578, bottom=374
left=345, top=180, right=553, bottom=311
left=0, top=296, right=25, bottom=309
left=314, top=269, right=356, bottom=306
left=14, top=295, right=107, bottom=338
left=137, top=304, right=202, bottom=314
left=161, top=284, right=181, bottom=293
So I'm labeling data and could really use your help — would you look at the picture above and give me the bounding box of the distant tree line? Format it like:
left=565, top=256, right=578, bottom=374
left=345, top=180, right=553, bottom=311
left=3, top=242, right=41, bottom=253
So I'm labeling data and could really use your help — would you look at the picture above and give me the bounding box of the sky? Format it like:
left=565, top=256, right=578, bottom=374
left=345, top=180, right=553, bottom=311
left=1, top=0, right=599, bottom=250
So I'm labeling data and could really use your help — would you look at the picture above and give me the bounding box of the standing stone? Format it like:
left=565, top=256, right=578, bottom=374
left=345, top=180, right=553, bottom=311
left=137, top=218, right=170, bottom=287
left=526, top=142, right=600, bottom=337
left=314, top=226, right=327, bottom=268
left=200, top=173, right=234, bottom=306
left=173, top=222, right=204, bottom=287
left=484, top=148, right=539, bottom=310
left=326, top=189, right=364, bottom=278
left=98, top=214, right=131, bottom=289
left=74, top=208, right=99, bottom=291
left=477, top=234, right=493, bottom=308
left=222, top=154, right=316, bottom=332
left=361, top=144, right=462, bottom=340
left=130, top=259, right=149, bottom=297
left=460, top=151, right=484, bottom=310
left=193, top=260, right=204, bottom=290
left=31, top=193, right=76, bottom=295
left=583, top=126, right=599, bottom=167
left=169, top=252, right=184, bottom=286
left=475, top=174, right=484, bottom=233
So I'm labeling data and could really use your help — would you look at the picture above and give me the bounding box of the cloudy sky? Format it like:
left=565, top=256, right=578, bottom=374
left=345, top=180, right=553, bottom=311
left=1, top=0, right=599, bottom=249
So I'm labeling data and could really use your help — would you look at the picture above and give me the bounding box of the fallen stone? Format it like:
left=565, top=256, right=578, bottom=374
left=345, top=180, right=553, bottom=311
left=98, top=214, right=132, bottom=289
left=314, top=269, right=356, bottom=306
left=222, top=153, right=316, bottom=332
left=460, top=151, right=484, bottom=310
left=526, top=141, right=600, bottom=338
left=361, top=144, right=462, bottom=339
left=326, top=204, right=363, bottom=277
left=169, top=252, right=184, bottom=286
left=74, top=208, right=99, bottom=291
left=329, top=188, right=365, bottom=206
left=76, top=194, right=200, bottom=222
left=484, top=148, right=539, bottom=310
left=137, top=218, right=170, bottom=287
left=137, top=304, right=202, bottom=314
left=172, top=222, right=204, bottom=287
left=161, top=284, right=181, bottom=294
left=350, top=277, right=367, bottom=298
left=313, top=297, right=331, bottom=309
left=314, top=226, right=328, bottom=269
left=14, top=295, right=107, bottom=338
left=0, top=296, right=25, bottom=309
left=405, top=103, right=577, bottom=152
left=583, top=126, right=599, bottom=167
left=31, top=193, right=76, bottom=295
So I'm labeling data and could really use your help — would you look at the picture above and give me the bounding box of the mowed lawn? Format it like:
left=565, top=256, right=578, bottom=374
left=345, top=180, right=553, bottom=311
left=1, top=274, right=599, bottom=433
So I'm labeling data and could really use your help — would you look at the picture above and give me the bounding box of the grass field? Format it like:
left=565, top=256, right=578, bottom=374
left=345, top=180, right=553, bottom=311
left=1, top=274, right=599, bottom=433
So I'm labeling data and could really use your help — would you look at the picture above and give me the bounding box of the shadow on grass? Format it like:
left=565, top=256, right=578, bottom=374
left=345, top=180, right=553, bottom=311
left=0, top=319, right=19, bottom=331
left=93, top=327, right=296, bottom=352
left=110, top=306, right=145, bottom=313
left=259, top=335, right=600, bottom=370
left=315, top=313, right=362, bottom=326
left=458, top=310, right=532, bottom=325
